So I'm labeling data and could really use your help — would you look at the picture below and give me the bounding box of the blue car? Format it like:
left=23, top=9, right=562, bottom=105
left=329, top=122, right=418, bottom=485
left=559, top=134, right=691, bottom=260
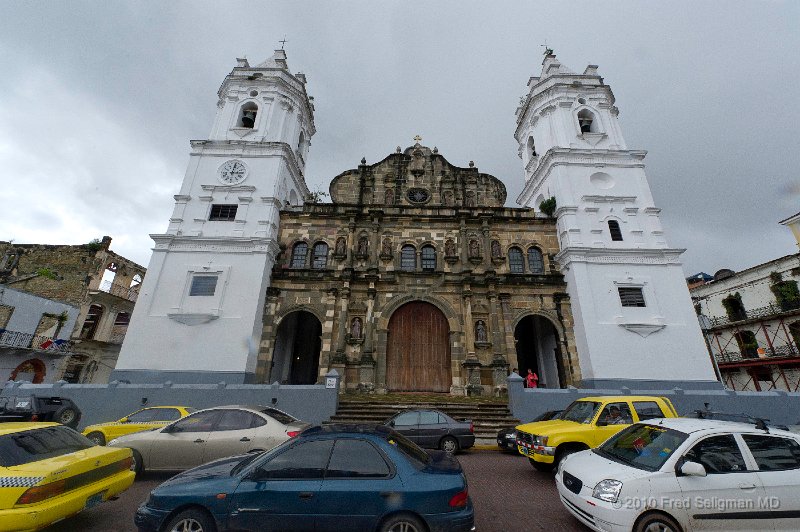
left=135, top=425, right=474, bottom=532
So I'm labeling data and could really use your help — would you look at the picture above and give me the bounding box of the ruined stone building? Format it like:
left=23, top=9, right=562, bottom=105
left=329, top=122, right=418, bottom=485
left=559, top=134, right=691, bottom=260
left=0, top=237, right=146, bottom=383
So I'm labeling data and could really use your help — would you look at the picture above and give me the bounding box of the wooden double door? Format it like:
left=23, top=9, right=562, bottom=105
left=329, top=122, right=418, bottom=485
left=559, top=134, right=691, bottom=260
left=386, top=301, right=451, bottom=392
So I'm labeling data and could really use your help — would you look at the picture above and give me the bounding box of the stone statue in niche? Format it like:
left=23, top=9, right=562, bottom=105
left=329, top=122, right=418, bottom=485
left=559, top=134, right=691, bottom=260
left=385, top=189, right=394, bottom=205
left=335, top=236, right=347, bottom=256
left=465, top=191, right=476, bottom=207
left=442, top=190, right=453, bottom=206
left=469, top=239, right=480, bottom=258
left=475, top=320, right=487, bottom=343
left=382, top=237, right=392, bottom=256
left=445, top=239, right=456, bottom=257
left=351, top=317, right=363, bottom=339
left=491, top=240, right=501, bottom=258
left=357, top=236, right=369, bottom=257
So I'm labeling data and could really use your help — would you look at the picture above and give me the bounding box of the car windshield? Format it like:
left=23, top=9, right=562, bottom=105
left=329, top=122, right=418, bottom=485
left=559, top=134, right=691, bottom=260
left=561, top=401, right=601, bottom=424
left=596, top=424, right=688, bottom=471
left=260, top=408, right=297, bottom=425
left=386, top=431, right=430, bottom=468
left=0, top=426, right=93, bottom=466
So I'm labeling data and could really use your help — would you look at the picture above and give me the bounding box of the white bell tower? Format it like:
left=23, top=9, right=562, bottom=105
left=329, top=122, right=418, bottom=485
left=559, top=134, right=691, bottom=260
left=114, top=50, right=315, bottom=383
left=516, top=53, right=718, bottom=388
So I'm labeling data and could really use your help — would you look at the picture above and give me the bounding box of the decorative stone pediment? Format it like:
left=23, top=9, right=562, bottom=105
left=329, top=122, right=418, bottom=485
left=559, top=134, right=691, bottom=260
left=619, top=323, right=665, bottom=337
left=167, top=313, right=219, bottom=326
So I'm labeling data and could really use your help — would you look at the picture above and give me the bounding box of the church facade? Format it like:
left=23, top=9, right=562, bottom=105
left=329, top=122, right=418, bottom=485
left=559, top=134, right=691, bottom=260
left=113, top=48, right=719, bottom=392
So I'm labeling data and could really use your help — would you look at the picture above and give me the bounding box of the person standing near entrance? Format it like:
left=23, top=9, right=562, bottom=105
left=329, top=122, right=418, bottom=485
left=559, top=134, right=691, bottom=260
left=525, top=369, right=539, bottom=388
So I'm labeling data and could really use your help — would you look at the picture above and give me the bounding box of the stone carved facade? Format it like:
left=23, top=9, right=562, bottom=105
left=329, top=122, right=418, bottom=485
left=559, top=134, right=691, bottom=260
left=258, top=144, right=579, bottom=395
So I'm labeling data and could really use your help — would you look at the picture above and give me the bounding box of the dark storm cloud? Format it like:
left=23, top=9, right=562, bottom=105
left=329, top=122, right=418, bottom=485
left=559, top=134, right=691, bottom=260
left=1, top=1, right=797, bottom=273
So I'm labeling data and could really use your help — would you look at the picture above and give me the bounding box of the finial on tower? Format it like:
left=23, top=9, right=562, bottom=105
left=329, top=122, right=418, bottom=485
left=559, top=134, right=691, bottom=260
left=279, top=36, right=288, bottom=50
left=413, top=134, right=422, bottom=145
left=540, top=41, right=553, bottom=56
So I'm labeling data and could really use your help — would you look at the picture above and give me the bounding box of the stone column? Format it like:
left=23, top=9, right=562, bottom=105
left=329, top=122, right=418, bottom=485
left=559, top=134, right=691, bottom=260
left=358, top=285, right=377, bottom=393
left=488, top=286, right=509, bottom=393
left=461, top=284, right=482, bottom=396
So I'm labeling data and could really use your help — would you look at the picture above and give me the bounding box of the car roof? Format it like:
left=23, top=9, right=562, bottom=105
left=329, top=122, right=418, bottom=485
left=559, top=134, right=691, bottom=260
left=641, top=417, right=800, bottom=437
left=578, top=396, right=668, bottom=402
left=0, top=422, right=61, bottom=436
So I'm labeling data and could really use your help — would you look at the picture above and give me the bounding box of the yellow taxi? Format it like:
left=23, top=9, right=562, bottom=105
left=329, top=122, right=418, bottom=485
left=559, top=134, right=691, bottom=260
left=0, top=422, right=134, bottom=531
left=81, top=406, right=195, bottom=445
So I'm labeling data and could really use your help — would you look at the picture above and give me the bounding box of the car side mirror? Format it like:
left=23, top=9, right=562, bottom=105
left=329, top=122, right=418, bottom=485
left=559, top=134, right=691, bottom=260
left=162, top=425, right=178, bottom=434
left=679, top=461, right=707, bottom=477
left=119, top=417, right=129, bottom=423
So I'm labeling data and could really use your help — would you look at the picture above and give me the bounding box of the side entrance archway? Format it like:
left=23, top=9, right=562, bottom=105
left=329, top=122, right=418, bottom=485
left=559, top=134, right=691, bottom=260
left=386, top=301, right=451, bottom=392
left=9, top=358, right=46, bottom=383
left=514, top=315, right=564, bottom=388
left=270, top=311, right=322, bottom=385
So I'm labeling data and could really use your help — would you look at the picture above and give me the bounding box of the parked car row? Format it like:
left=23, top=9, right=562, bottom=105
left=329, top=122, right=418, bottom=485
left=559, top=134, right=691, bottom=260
left=513, top=395, right=800, bottom=531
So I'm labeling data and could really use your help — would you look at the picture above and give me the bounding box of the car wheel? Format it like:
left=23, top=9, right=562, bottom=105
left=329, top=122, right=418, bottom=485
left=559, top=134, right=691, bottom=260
left=86, top=431, right=106, bottom=446
left=379, top=513, right=426, bottom=532
left=164, top=508, right=217, bottom=532
left=528, top=457, right=553, bottom=472
left=440, top=436, right=459, bottom=454
left=634, top=512, right=682, bottom=532
left=131, top=449, right=144, bottom=476
left=54, top=406, right=80, bottom=428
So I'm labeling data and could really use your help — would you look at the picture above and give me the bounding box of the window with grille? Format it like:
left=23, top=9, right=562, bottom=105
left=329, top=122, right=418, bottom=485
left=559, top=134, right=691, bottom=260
left=618, top=287, right=645, bottom=307
left=421, top=245, right=436, bottom=271
left=312, top=242, right=328, bottom=269
left=400, top=245, right=416, bottom=271
left=528, top=247, right=544, bottom=274
left=209, top=204, right=238, bottom=221
left=190, top=275, right=218, bottom=296
left=608, top=220, right=623, bottom=241
left=290, top=243, right=308, bottom=268
left=508, top=247, right=524, bottom=273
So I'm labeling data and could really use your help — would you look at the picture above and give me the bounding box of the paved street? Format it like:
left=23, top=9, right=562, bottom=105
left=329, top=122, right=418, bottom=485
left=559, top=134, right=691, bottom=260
left=43, top=450, right=587, bottom=532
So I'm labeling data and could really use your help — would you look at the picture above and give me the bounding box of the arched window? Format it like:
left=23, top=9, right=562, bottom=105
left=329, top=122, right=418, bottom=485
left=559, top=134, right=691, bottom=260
left=79, top=304, right=104, bottom=340
left=527, top=136, right=537, bottom=157
left=421, top=245, right=436, bottom=271
left=298, top=131, right=305, bottom=151
left=400, top=245, right=416, bottom=271
left=290, top=242, right=308, bottom=268
left=508, top=247, right=524, bottom=274
left=577, top=109, right=597, bottom=133
left=608, top=220, right=623, bottom=241
left=735, top=331, right=759, bottom=359
left=238, top=102, right=258, bottom=128
left=312, top=242, right=328, bottom=269
left=528, top=247, right=544, bottom=274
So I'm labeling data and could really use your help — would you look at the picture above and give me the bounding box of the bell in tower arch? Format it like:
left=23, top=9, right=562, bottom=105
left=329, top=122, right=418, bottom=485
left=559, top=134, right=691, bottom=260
left=238, top=102, right=259, bottom=129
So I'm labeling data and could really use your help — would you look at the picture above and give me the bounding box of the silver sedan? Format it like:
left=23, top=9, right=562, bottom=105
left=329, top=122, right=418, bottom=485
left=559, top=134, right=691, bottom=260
left=107, top=405, right=310, bottom=474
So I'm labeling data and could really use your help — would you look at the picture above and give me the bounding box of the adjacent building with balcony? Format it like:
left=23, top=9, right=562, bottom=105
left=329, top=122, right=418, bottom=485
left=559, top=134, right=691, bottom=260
left=0, top=236, right=145, bottom=383
left=690, top=213, right=800, bottom=392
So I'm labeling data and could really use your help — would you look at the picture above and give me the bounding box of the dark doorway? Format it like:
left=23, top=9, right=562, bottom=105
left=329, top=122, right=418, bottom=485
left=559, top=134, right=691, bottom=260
left=270, top=311, right=322, bottom=385
left=386, top=301, right=451, bottom=392
left=514, top=315, right=564, bottom=388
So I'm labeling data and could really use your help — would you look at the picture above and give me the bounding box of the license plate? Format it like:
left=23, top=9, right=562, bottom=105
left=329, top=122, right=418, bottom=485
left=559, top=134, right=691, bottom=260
left=84, top=491, right=106, bottom=510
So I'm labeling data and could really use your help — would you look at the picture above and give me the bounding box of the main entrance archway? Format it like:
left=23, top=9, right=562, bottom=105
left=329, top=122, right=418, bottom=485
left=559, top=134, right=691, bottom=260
left=270, top=311, right=322, bottom=385
left=386, top=301, right=451, bottom=392
left=514, top=315, right=564, bottom=388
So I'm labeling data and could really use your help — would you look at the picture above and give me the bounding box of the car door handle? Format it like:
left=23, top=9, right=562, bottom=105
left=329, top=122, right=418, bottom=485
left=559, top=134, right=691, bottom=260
left=380, top=492, right=398, bottom=498
left=193, top=438, right=205, bottom=443
left=299, top=492, right=314, bottom=500
left=240, top=437, right=251, bottom=442
left=738, top=483, right=757, bottom=490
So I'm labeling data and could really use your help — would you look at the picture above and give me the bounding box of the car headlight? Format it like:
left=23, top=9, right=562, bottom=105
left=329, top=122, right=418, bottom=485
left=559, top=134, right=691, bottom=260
left=592, top=479, right=623, bottom=503
left=532, top=435, right=548, bottom=446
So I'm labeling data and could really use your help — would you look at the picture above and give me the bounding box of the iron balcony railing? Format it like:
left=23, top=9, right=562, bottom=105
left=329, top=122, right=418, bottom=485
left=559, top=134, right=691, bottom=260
left=98, top=280, right=139, bottom=302
left=708, top=299, right=800, bottom=327
left=715, top=344, right=800, bottom=365
left=0, top=329, right=74, bottom=353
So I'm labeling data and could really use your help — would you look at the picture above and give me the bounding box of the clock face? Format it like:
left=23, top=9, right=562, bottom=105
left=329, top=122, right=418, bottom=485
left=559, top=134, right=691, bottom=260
left=218, top=159, right=248, bottom=184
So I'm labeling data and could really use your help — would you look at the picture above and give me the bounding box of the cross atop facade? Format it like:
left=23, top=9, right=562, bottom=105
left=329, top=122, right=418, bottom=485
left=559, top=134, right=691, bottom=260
left=279, top=36, right=288, bottom=50
left=413, top=134, right=422, bottom=143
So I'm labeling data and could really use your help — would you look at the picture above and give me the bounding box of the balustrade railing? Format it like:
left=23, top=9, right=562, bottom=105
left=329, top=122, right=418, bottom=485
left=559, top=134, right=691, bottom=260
left=715, top=344, right=800, bottom=365
left=98, top=280, right=139, bottom=302
left=0, top=329, right=73, bottom=352
left=708, top=299, right=800, bottom=327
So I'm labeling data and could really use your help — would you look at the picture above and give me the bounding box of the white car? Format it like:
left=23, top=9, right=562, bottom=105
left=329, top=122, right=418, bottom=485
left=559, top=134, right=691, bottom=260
left=107, top=405, right=310, bottom=474
left=556, top=417, right=800, bottom=532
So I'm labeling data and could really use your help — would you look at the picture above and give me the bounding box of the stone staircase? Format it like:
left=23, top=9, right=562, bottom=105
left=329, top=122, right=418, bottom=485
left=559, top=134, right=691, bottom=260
left=326, top=396, right=520, bottom=447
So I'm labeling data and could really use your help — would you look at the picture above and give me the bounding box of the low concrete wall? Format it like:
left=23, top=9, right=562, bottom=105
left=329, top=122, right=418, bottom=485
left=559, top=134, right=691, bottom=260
left=1, top=371, right=341, bottom=430
left=507, top=374, right=800, bottom=426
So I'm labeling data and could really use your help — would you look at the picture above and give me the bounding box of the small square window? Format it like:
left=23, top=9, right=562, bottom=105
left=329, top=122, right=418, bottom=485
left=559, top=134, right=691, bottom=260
left=190, top=275, right=218, bottom=296
left=618, top=287, right=645, bottom=307
left=209, top=204, right=238, bottom=221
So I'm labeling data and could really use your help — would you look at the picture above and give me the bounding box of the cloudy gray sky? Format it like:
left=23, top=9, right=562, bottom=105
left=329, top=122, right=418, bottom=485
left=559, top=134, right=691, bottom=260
left=1, top=1, right=798, bottom=276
